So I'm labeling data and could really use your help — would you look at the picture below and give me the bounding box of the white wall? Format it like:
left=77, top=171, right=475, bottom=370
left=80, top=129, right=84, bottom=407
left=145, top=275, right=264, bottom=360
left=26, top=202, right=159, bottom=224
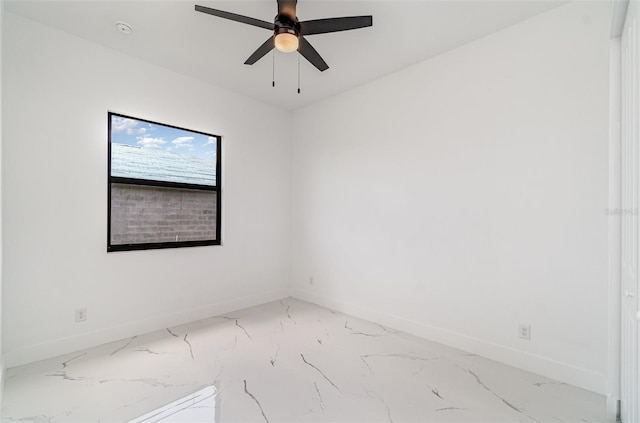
left=2, top=12, right=291, bottom=367
left=292, top=1, right=611, bottom=394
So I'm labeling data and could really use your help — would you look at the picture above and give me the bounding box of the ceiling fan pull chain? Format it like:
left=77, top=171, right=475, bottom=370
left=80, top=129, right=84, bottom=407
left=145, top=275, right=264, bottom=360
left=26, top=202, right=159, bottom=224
left=272, top=50, right=276, bottom=87
left=297, top=54, right=301, bottom=94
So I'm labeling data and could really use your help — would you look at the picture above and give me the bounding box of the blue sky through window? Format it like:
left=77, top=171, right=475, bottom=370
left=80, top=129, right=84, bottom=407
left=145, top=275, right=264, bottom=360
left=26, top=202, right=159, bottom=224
left=110, top=115, right=217, bottom=162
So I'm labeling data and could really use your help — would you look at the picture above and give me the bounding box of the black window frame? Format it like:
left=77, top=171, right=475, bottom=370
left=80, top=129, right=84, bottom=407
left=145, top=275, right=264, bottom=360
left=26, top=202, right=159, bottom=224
left=107, top=112, right=222, bottom=252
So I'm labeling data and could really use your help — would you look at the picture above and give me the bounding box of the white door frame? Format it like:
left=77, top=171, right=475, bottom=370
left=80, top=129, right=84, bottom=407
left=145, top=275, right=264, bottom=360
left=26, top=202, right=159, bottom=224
left=607, top=32, right=622, bottom=421
left=608, top=0, right=628, bottom=420
left=613, top=0, right=640, bottom=421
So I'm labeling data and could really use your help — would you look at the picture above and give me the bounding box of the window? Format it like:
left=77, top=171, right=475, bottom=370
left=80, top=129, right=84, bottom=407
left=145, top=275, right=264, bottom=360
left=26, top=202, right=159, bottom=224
left=107, top=112, right=221, bottom=251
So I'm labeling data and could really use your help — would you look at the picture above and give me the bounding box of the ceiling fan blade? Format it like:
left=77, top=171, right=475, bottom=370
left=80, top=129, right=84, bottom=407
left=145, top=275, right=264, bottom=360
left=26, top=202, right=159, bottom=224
left=277, top=0, right=297, bottom=20
left=195, top=5, right=274, bottom=30
left=244, top=36, right=275, bottom=65
left=298, top=36, right=329, bottom=72
left=300, top=16, right=373, bottom=36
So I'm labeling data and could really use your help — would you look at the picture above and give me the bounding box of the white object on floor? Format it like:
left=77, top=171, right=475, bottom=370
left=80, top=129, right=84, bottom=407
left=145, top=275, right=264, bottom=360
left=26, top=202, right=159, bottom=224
left=128, top=385, right=216, bottom=423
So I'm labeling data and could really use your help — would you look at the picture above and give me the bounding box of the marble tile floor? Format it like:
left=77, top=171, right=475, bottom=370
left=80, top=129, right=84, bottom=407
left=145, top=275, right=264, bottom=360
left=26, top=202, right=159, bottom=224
left=2, top=298, right=607, bottom=423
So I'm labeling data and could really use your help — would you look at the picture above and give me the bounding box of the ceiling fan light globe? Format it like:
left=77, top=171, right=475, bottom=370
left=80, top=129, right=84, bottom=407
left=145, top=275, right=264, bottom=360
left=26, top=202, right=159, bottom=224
left=275, top=33, right=299, bottom=53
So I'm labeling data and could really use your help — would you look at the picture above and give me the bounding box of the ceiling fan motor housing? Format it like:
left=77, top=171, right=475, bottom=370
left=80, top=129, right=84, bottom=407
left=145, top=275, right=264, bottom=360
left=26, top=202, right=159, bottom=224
left=274, top=14, right=300, bottom=38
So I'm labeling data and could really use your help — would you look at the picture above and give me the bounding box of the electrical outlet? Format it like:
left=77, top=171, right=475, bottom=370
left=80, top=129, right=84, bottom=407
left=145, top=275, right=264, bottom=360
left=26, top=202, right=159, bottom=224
left=75, top=307, right=87, bottom=323
left=519, top=324, right=531, bottom=340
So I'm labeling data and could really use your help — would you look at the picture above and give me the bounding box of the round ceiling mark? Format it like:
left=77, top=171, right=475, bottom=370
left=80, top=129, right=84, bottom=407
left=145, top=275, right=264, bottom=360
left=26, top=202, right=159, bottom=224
left=115, top=21, right=133, bottom=35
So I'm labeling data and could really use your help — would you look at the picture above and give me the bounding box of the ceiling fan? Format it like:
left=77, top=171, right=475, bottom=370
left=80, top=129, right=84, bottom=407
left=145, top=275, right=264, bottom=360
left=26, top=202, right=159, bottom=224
left=195, top=0, right=373, bottom=72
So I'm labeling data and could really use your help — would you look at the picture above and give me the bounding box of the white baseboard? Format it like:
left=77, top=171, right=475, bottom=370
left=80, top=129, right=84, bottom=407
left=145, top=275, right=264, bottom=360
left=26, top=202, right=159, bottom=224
left=293, top=289, right=606, bottom=395
left=5, top=289, right=289, bottom=369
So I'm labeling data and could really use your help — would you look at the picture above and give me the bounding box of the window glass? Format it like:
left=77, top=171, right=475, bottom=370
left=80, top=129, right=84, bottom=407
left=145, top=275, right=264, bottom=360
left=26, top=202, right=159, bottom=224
left=108, top=113, right=221, bottom=251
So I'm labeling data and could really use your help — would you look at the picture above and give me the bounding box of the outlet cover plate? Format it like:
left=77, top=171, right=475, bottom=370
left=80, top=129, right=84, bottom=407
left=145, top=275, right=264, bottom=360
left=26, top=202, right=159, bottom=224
left=519, top=324, right=531, bottom=340
left=75, top=308, right=87, bottom=322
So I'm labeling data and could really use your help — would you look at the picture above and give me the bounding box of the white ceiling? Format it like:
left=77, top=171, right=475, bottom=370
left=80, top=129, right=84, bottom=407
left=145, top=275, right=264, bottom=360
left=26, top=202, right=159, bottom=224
left=5, top=0, right=566, bottom=110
